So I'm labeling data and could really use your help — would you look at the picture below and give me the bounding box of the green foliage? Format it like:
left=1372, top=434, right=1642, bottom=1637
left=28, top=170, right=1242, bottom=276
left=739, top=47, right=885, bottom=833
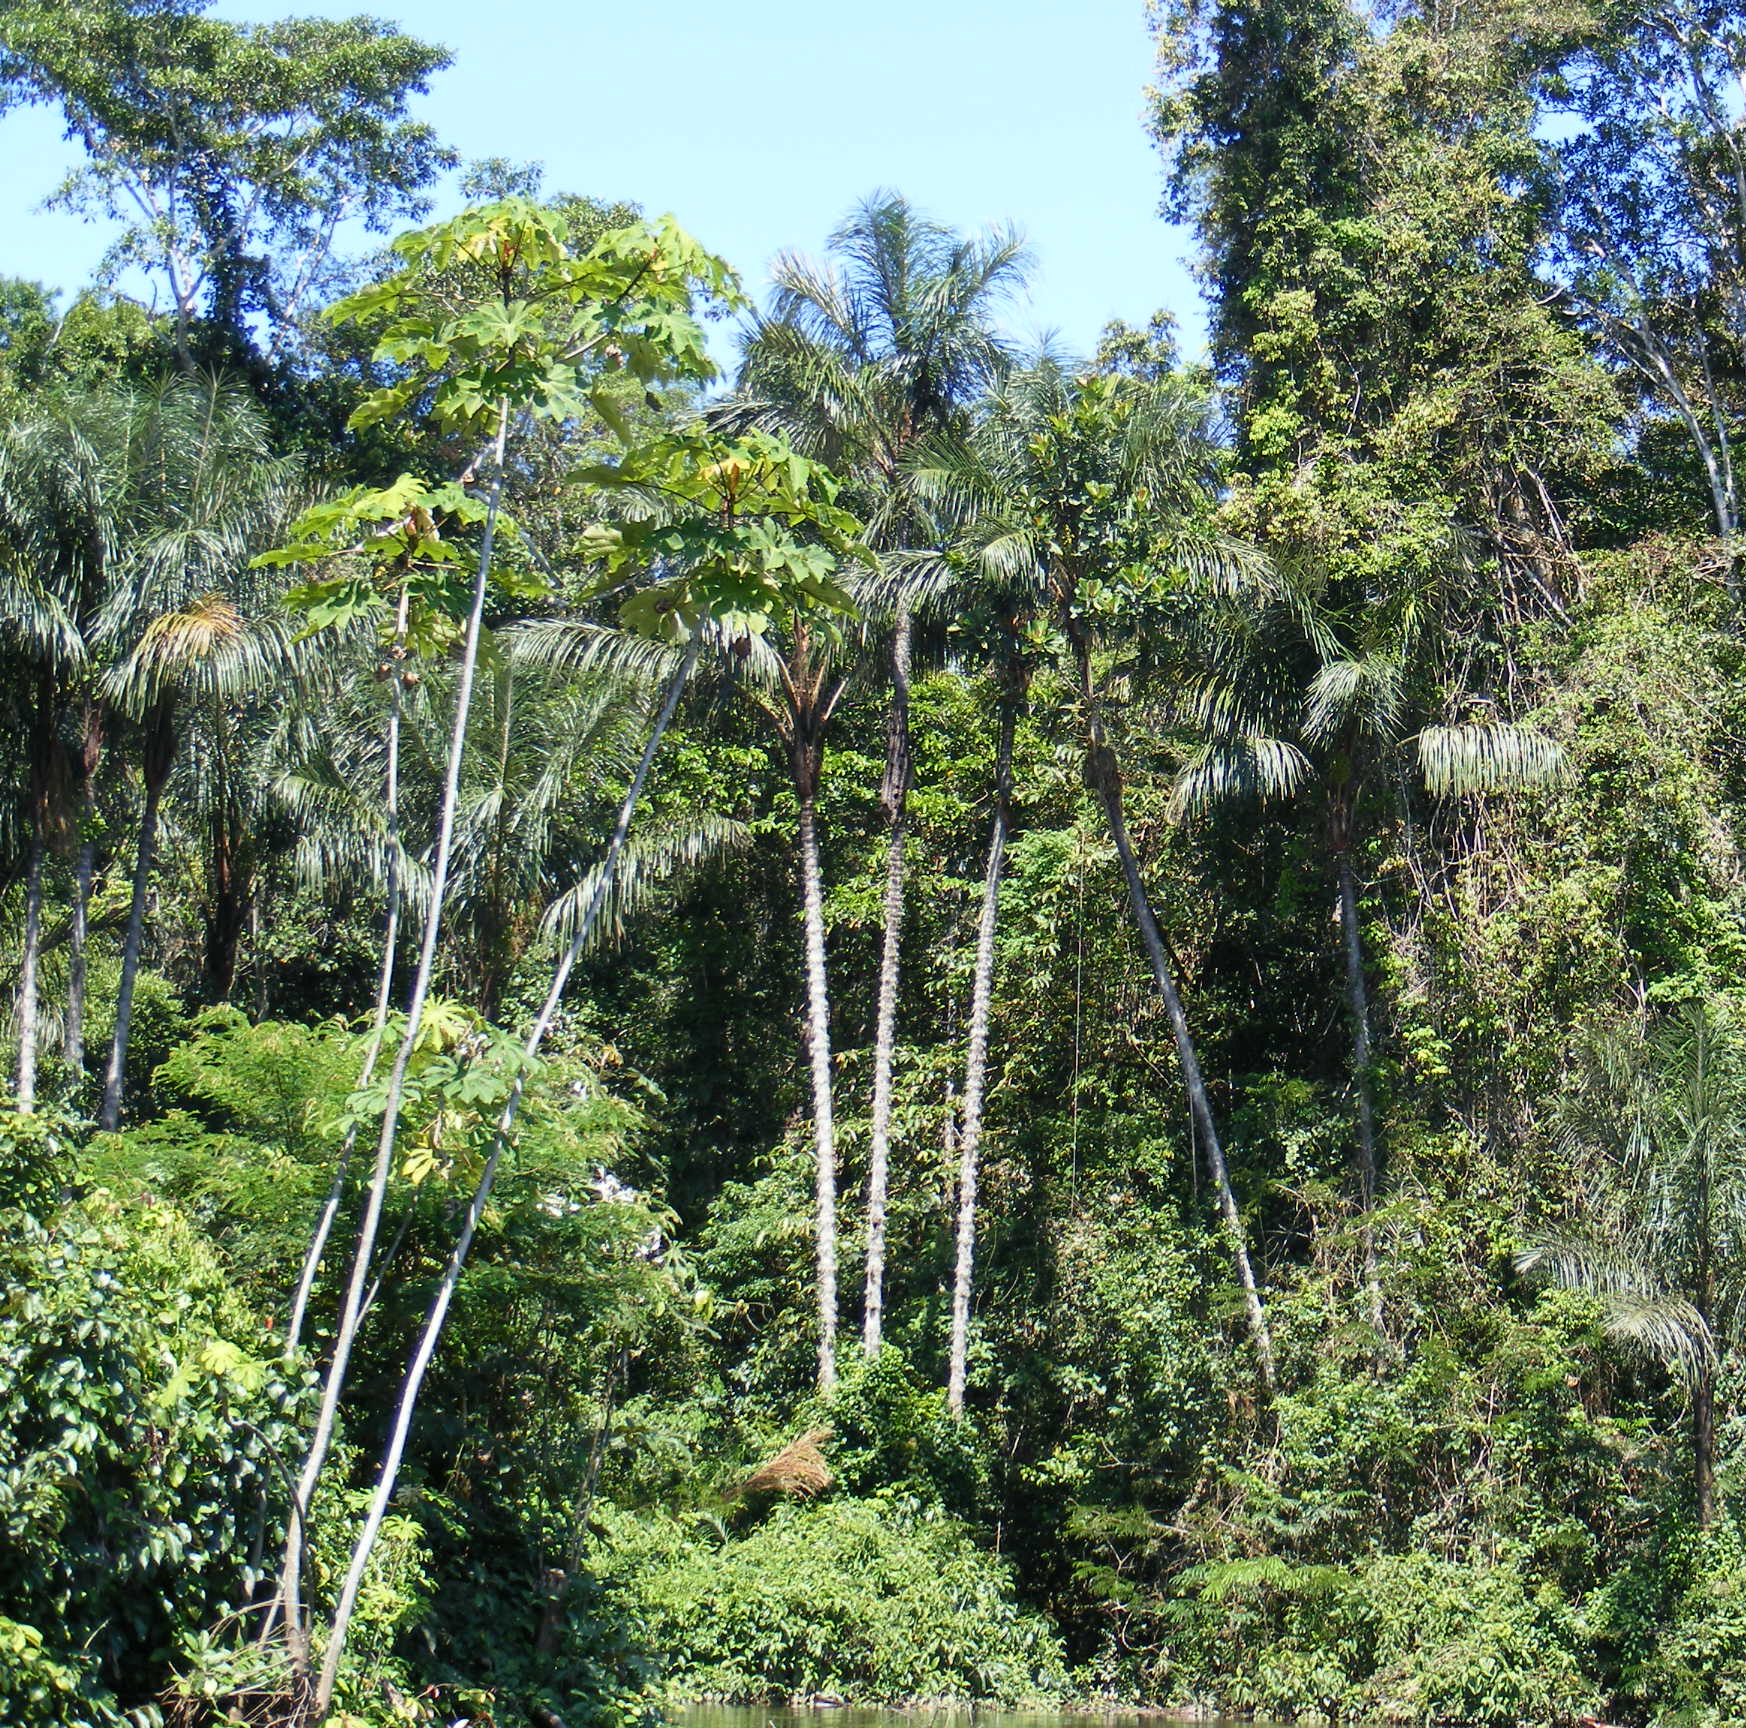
left=823, top=1348, right=988, bottom=1515
left=12, top=7, right=1746, bottom=1721
left=0, top=1186, right=309, bottom=1724
left=594, top=1496, right=1069, bottom=1704
left=0, top=0, right=453, bottom=354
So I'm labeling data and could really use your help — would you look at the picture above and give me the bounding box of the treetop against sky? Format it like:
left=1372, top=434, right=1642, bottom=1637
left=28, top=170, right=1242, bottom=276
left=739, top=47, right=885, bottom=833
left=0, top=0, right=1207, bottom=364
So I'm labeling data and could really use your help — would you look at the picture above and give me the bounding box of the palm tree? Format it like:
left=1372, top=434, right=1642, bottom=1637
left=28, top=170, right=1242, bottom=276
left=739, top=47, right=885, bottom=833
left=1519, top=1002, right=1746, bottom=1525
left=90, top=379, right=297, bottom=1130
left=734, top=192, right=1028, bottom=1358
left=0, top=396, right=115, bottom=1107
left=746, top=615, right=852, bottom=1389
left=99, top=592, right=299, bottom=1129
left=915, top=359, right=1284, bottom=1395
left=947, top=653, right=1023, bottom=1413
left=1179, top=536, right=1564, bottom=1335
left=881, top=528, right=1039, bottom=1413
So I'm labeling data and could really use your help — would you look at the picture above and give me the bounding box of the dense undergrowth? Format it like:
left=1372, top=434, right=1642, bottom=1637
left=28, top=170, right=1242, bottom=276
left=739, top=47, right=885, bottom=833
left=9, top=550, right=1746, bottom=1726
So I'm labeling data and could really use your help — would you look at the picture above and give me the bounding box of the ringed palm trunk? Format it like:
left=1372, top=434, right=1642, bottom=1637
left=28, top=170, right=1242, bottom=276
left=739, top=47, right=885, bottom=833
left=310, top=637, right=699, bottom=1720
left=1067, top=620, right=1276, bottom=1396
left=1695, top=1358, right=1717, bottom=1526
left=101, top=706, right=176, bottom=1133
left=795, top=754, right=841, bottom=1391
left=274, top=403, right=511, bottom=1680
left=14, top=835, right=45, bottom=1110
left=948, top=693, right=1017, bottom=1414
left=1696, top=1237, right=1717, bottom=1526
left=863, top=601, right=913, bottom=1357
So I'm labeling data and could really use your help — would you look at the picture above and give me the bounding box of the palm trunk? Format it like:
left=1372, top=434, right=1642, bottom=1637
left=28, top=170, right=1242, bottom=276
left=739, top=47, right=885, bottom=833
left=863, top=603, right=913, bottom=1358
left=1336, top=849, right=1385, bottom=1335
left=64, top=836, right=95, bottom=1081
left=100, top=765, right=167, bottom=1133
left=283, top=607, right=409, bottom=1359
left=311, top=637, right=698, bottom=1720
left=14, top=837, right=45, bottom=1110
left=1696, top=1238, right=1717, bottom=1526
left=948, top=698, right=1016, bottom=1414
left=1067, top=620, right=1275, bottom=1395
left=66, top=703, right=104, bottom=1084
left=1695, top=1361, right=1717, bottom=1526
left=275, top=404, right=511, bottom=1678
left=798, top=787, right=840, bottom=1392
left=204, top=817, right=247, bottom=1003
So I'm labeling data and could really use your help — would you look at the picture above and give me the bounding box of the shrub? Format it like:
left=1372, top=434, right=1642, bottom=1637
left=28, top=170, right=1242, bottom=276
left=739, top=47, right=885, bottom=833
left=0, top=1187, right=309, bottom=1725
left=594, top=1495, right=1069, bottom=1704
left=1355, top=1551, right=1599, bottom=1727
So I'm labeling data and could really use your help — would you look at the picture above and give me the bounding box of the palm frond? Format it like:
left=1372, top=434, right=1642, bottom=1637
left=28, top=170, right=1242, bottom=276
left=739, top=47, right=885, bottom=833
left=540, top=813, right=749, bottom=951
left=1516, top=1236, right=1714, bottom=1383
left=1171, top=735, right=1310, bottom=817
left=1417, top=722, right=1563, bottom=796
left=505, top=619, right=688, bottom=685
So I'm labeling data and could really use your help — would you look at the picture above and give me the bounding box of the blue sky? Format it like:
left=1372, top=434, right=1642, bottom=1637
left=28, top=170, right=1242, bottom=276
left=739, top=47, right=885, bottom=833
left=0, top=0, right=1207, bottom=365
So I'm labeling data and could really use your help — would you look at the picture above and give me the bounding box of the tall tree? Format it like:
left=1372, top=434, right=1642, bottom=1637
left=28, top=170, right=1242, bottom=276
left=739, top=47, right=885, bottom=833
left=735, top=193, right=1027, bottom=1358
left=916, top=360, right=1283, bottom=1394
left=1544, top=0, right=1746, bottom=558
left=306, top=415, right=864, bottom=1718
left=1153, top=0, right=1610, bottom=1313
left=0, top=0, right=453, bottom=366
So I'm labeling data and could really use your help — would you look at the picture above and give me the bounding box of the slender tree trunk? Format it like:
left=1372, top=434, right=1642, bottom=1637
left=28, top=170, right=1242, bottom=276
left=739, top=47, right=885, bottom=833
left=64, top=837, right=95, bottom=1082
left=1066, top=620, right=1275, bottom=1395
left=863, top=603, right=913, bottom=1357
left=66, top=703, right=104, bottom=1085
left=283, top=608, right=410, bottom=1359
left=205, top=817, right=247, bottom=1003
left=1336, top=845, right=1385, bottom=1336
left=798, top=785, right=840, bottom=1392
left=948, top=698, right=1016, bottom=1414
left=14, top=837, right=45, bottom=1111
left=275, top=404, right=511, bottom=1679
left=1696, top=1237, right=1717, bottom=1527
left=1695, top=1361, right=1717, bottom=1527
left=311, top=638, right=698, bottom=1721
left=101, top=763, right=168, bottom=1133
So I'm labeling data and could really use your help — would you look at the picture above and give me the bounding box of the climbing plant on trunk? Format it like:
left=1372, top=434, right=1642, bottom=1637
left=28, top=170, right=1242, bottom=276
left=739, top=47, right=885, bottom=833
left=914, top=360, right=1285, bottom=1395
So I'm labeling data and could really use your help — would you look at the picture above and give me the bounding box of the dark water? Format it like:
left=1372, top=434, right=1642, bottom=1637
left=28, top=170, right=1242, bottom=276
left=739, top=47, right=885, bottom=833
left=671, top=1705, right=1250, bottom=1728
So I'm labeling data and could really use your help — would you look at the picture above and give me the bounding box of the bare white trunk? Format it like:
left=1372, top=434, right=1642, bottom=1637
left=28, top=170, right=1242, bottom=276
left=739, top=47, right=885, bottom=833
left=798, top=794, right=839, bottom=1391
left=863, top=607, right=913, bottom=1356
left=947, top=789, right=1009, bottom=1414
left=1099, top=771, right=1276, bottom=1395
left=284, top=613, right=409, bottom=1359
left=862, top=808, right=908, bottom=1357
left=14, top=838, right=44, bottom=1110
left=101, top=776, right=164, bottom=1132
left=1065, top=620, right=1275, bottom=1394
left=311, top=638, right=698, bottom=1719
left=276, top=405, right=510, bottom=1676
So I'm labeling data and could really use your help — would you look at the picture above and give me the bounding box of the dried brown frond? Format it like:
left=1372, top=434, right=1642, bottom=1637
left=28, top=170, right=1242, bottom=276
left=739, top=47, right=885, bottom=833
left=737, top=1426, right=833, bottom=1499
